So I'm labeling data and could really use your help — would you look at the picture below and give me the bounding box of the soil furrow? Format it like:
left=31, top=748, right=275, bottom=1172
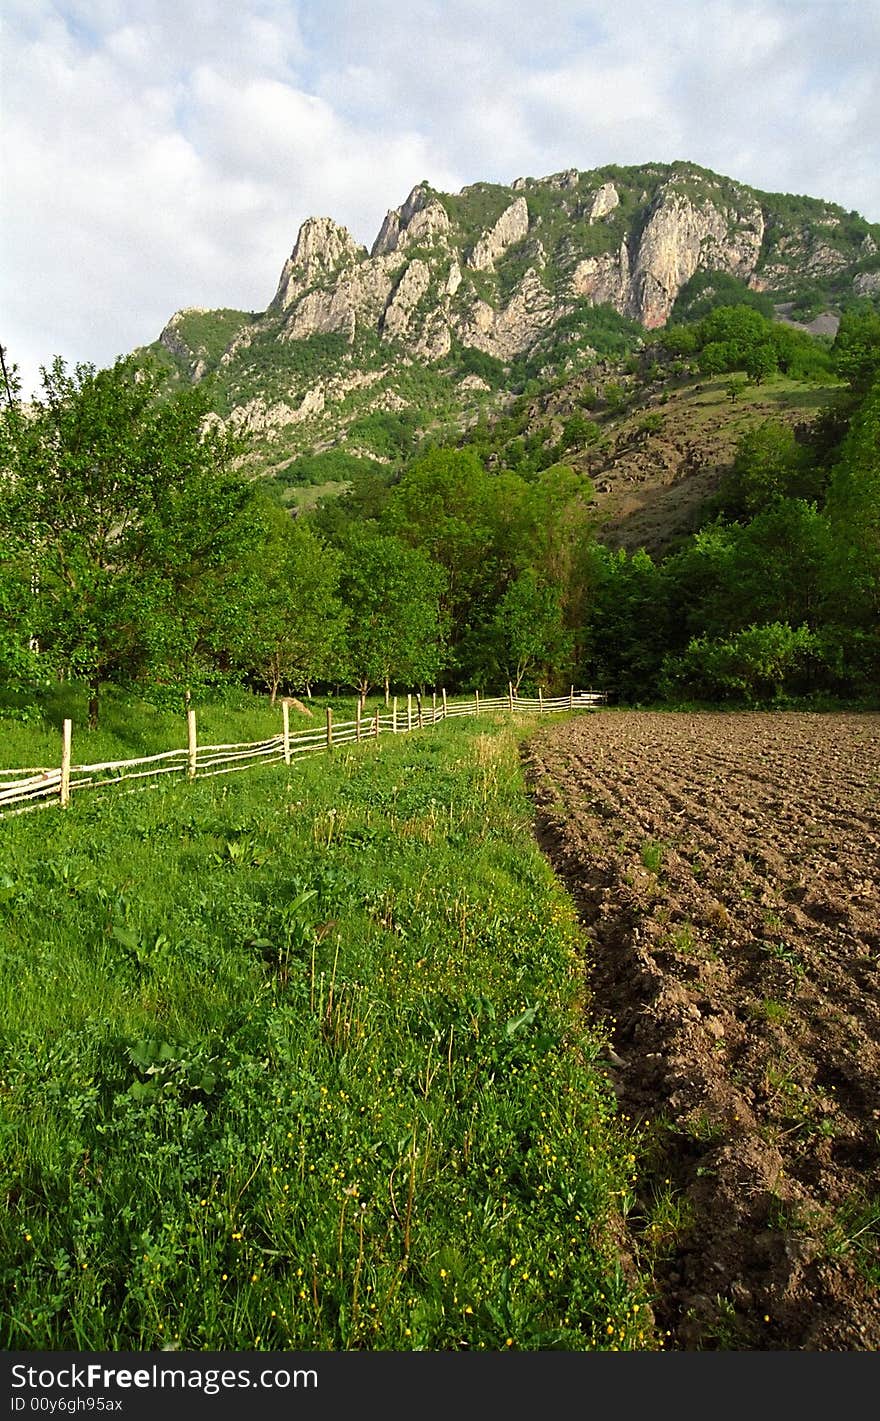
left=523, top=710, right=880, bottom=1351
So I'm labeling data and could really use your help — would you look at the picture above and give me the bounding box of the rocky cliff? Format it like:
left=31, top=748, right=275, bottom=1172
left=145, top=160, right=879, bottom=476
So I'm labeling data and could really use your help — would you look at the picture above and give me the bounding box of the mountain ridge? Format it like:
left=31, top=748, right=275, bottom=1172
left=139, top=159, right=879, bottom=479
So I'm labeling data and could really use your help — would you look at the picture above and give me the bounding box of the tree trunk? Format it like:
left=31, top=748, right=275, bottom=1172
left=88, top=678, right=100, bottom=730
left=384, top=676, right=390, bottom=707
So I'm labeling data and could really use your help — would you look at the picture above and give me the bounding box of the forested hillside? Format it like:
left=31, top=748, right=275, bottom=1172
left=1, top=304, right=878, bottom=715
left=2, top=161, right=879, bottom=718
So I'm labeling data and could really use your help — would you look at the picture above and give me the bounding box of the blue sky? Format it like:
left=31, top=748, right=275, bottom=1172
left=2, top=0, right=879, bottom=397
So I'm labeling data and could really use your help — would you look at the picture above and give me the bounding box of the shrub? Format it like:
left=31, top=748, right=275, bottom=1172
left=660, top=622, right=830, bottom=703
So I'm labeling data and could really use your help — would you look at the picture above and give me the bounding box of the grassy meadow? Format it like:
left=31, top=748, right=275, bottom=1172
left=0, top=698, right=656, bottom=1351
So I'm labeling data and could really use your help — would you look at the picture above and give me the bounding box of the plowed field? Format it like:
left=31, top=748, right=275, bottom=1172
left=525, top=711, right=880, bottom=1350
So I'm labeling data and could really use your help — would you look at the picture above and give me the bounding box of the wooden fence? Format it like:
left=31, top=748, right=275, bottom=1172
left=0, top=686, right=606, bottom=819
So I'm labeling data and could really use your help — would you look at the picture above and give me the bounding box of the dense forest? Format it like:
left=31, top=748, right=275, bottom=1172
left=1, top=303, right=878, bottom=723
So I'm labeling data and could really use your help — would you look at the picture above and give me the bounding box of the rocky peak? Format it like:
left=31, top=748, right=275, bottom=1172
left=272, top=217, right=365, bottom=311
left=371, top=184, right=450, bottom=257
left=547, top=168, right=580, bottom=190
left=587, top=182, right=619, bottom=222
left=466, top=196, right=530, bottom=272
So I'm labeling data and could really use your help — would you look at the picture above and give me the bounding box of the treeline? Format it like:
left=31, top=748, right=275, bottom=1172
left=587, top=308, right=880, bottom=703
left=1, top=307, right=878, bottom=719
left=659, top=301, right=834, bottom=383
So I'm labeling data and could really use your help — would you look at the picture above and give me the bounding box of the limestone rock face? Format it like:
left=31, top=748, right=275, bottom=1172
left=445, top=260, right=463, bottom=297
left=570, top=239, right=631, bottom=309
left=467, top=197, right=530, bottom=272
left=272, top=217, right=365, bottom=311
left=224, top=387, right=325, bottom=439
left=372, top=185, right=450, bottom=256
left=854, top=270, right=880, bottom=298
left=412, top=308, right=452, bottom=361
left=587, top=182, right=619, bottom=222
left=381, top=260, right=432, bottom=340
left=282, top=255, right=400, bottom=342
left=454, top=267, right=555, bottom=359
left=153, top=162, right=879, bottom=471
left=548, top=168, right=580, bottom=190
left=626, top=189, right=765, bottom=327
left=159, top=308, right=223, bottom=381
left=159, top=308, right=210, bottom=367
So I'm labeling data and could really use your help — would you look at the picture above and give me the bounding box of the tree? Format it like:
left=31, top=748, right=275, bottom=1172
left=744, top=342, right=778, bottom=385
left=560, top=413, right=600, bottom=452
left=0, top=355, right=256, bottom=725
left=486, top=571, right=572, bottom=693
left=822, top=375, right=880, bottom=638
left=384, top=448, right=499, bottom=618
left=660, top=622, right=828, bottom=703
left=235, top=503, right=345, bottom=702
left=582, top=546, right=670, bottom=702
left=831, top=310, right=880, bottom=393
left=719, top=421, right=819, bottom=517
left=664, top=502, right=829, bottom=646
left=0, top=530, right=42, bottom=694
left=337, top=529, right=447, bottom=700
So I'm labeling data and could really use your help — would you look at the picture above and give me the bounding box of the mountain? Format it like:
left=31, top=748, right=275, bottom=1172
left=140, top=160, right=879, bottom=481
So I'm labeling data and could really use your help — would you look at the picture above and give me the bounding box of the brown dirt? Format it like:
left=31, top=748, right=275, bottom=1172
left=523, top=710, right=880, bottom=1350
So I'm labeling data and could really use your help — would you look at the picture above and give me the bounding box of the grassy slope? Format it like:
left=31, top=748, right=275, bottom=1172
left=0, top=710, right=656, bottom=1351
left=517, top=369, right=847, bottom=556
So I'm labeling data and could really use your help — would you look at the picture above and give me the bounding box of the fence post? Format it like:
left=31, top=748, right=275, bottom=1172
left=60, top=718, right=72, bottom=808
left=442, top=687, right=447, bottom=718
left=569, top=685, right=575, bottom=710
left=432, top=690, right=437, bottom=723
left=539, top=686, right=544, bottom=714
left=417, top=693, right=423, bottom=730
left=407, top=693, right=413, bottom=732
left=326, top=706, right=333, bottom=751
left=393, top=696, right=398, bottom=734
left=187, top=709, right=197, bottom=781
left=508, top=681, right=514, bottom=712
left=475, top=689, right=479, bottom=717
left=282, top=700, right=291, bottom=765
left=374, top=708, right=380, bottom=738
left=356, top=703, right=361, bottom=742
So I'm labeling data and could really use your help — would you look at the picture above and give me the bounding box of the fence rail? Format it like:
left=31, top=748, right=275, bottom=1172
left=0, top=686, right=606, bottom=819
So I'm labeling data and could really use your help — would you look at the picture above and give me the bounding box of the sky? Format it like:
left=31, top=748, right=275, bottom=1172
left=2, top=0, right=879, bottom=399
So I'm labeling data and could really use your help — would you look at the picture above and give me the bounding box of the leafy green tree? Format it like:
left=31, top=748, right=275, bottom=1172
left=831, top=310, right=880, bottom=393
left=744, top=342, right=778, bottom=385
left=822, top=376, right=880, bottom=638
left=0, top=355, right=255, bottom=725
left=485, top=571, right=572, bottom=693
left=665, top=502, right=829, bottom=646
left=719, top=421, right=820, bottom=517
left=582, top=546, right=669, bottom=702
left=0, top=531, right=42, bottom=694
left=660, top=622, right=829, bottom=703
left=235, top=503, right=345, bottom=702
left=560, top=413, right=600, bottom=452
left=337, top=529, right=447, bottom=700
left=506, top=464, right=597, bottom=666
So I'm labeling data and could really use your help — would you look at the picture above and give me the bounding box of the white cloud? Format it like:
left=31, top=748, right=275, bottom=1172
left=1, top=0, right=878, bottom=399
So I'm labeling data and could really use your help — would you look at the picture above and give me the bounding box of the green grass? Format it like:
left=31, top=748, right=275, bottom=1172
left=639, top=840, right=665, bottom=875
left=0, top=683, right=348, bottom=773
left=0, top=710, right=657, bottom=1350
